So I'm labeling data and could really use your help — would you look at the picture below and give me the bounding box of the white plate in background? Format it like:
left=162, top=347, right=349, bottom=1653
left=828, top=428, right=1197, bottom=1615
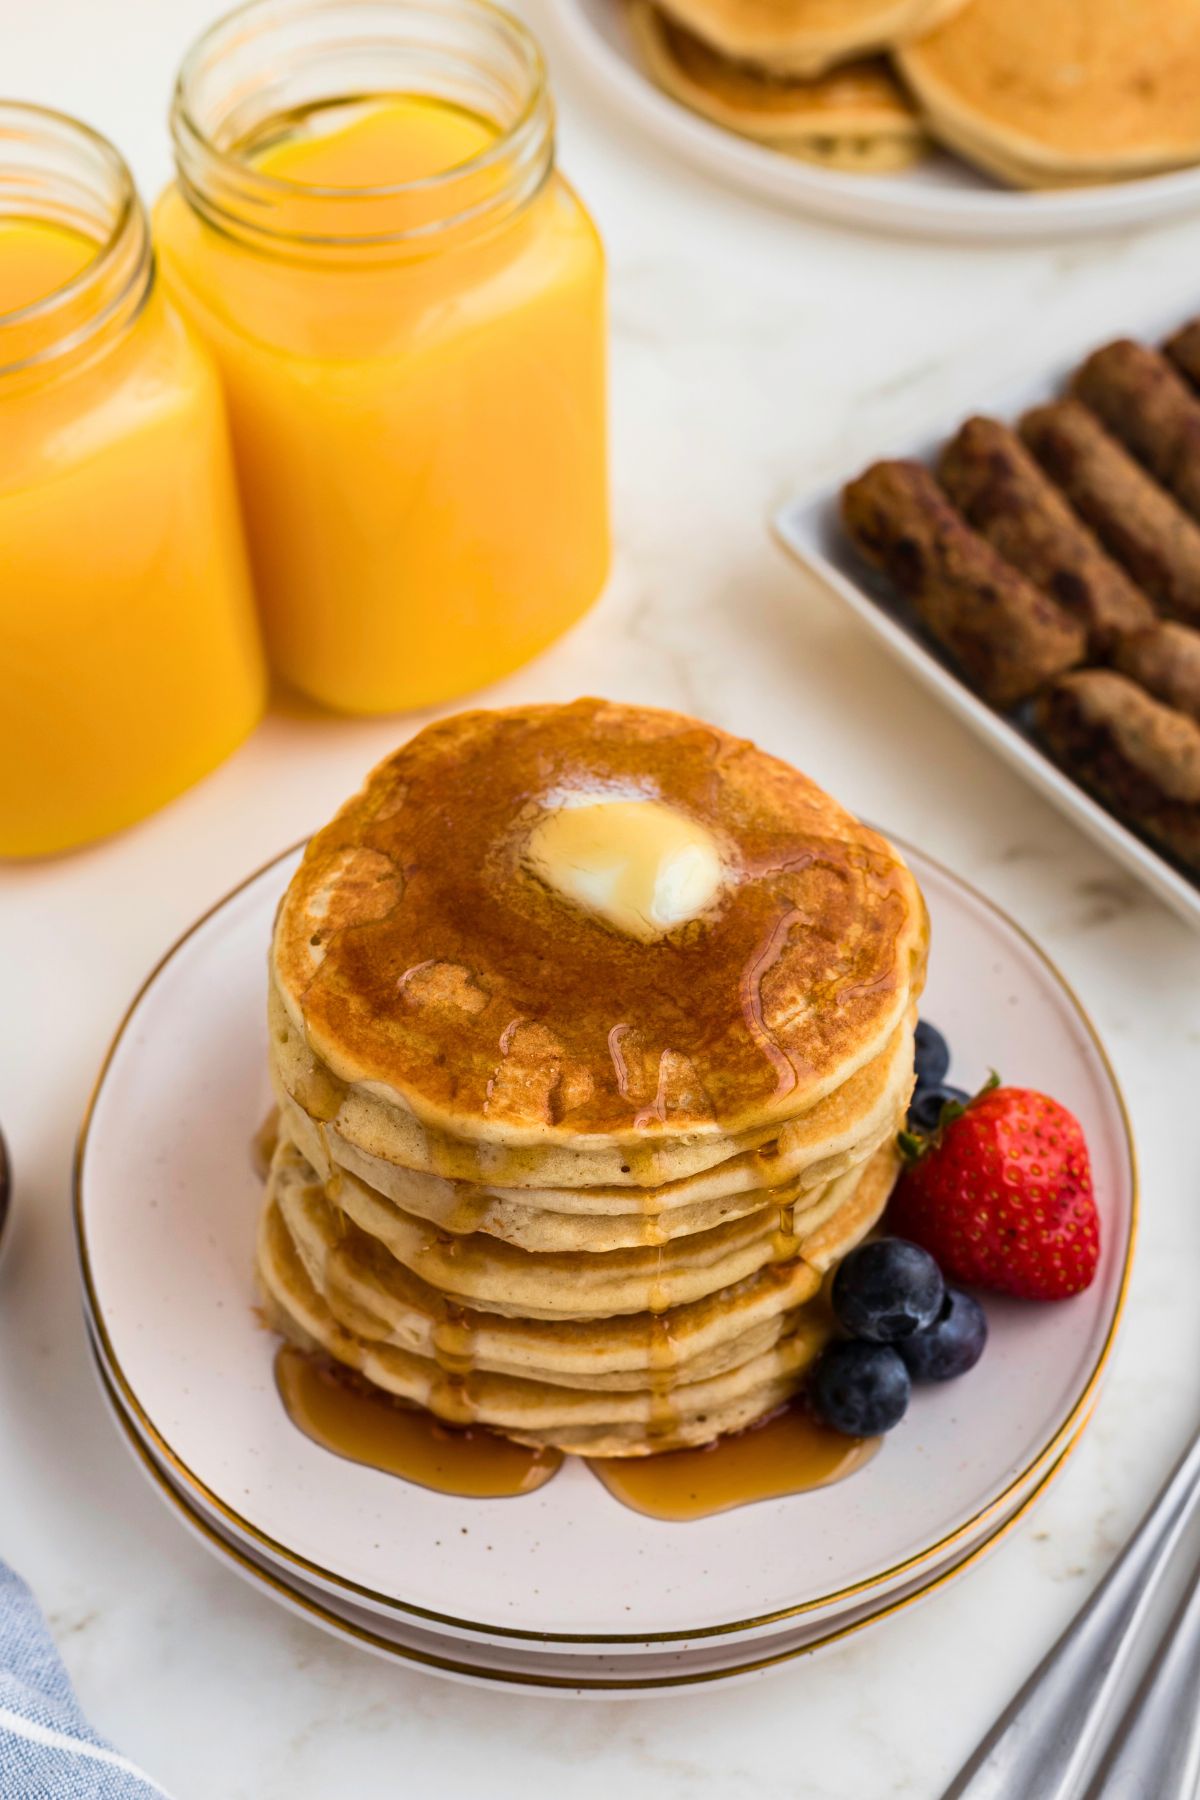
left=551, top=0, right=1200, bottom=242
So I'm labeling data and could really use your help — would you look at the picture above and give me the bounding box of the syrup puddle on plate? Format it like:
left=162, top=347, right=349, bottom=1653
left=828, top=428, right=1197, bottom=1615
left=274, top=1347, right=563, bottom=1498
left=274, top=1347, right=876, bottom=1518
left=587, top=1408, right=878, bottom=1520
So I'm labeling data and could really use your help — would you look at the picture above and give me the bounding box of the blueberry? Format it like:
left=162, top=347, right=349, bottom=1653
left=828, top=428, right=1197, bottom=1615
left=914, top=1018, right=950, bottom=1090
left=899, top=1289, right=988, bottom=1382
left=831, top=1237, right=945, bottom=1342
left=907, top=1083, right=969, bottom=1134
left=811, top=1341, right=911, bottom=1436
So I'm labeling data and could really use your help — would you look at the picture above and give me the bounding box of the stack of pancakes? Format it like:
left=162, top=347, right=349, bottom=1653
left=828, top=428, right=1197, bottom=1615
left=258, top=700, right=928, bottom=1457
left=898, top=1, right=1200, bottom=189
left=628, top=0, right=962, bottom=172
left=631, top=0, right=1200, bottom=190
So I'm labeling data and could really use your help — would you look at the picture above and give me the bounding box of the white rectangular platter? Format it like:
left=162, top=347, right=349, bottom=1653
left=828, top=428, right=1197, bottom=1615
left=774, top=299, right=1200, bottom=934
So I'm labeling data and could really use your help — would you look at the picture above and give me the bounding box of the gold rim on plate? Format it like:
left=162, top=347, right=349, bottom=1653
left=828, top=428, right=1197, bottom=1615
left=74, top=837, right=1138, bottom=1646
left=88, top=1325, right=1083, bottom=1691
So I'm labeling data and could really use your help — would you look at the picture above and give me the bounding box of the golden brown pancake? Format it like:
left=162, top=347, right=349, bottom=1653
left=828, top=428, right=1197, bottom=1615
left=258, top=1138, right=900, bottom=1453
left=260, top=1233, right=833, bottom=1455
left=277, top=1079, right=896, bottom=1253
left=629, top=3, right=926, bottom=171
left=272, top=1156, right=827, bottom=1386
left=270, top=980, right=916, bottom=1196
left=651, top=0, right=969, bottom=77
left=271, top=700, right=928, bottom=1157
left=899, top=0, right=1200, bottom=186
left=274, top=1135, right=892, bottom=1322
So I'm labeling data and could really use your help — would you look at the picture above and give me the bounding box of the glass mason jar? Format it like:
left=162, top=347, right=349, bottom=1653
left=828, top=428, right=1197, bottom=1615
left=0, top=104, right=265, bottom=859
left=155, top=0, right=610, bottom=716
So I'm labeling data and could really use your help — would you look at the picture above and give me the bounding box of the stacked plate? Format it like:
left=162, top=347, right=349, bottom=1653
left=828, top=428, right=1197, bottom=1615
left=555, top=0, right=1200, bottom=243
left=75, top=841, right=1134, bottom=1693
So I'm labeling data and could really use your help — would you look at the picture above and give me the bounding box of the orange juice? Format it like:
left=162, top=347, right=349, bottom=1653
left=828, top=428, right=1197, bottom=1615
left=0, top=109, right=265, bottom=858
left=0, top=218, right=96, bottom=311
left=155, top=1, right=609, bottom=716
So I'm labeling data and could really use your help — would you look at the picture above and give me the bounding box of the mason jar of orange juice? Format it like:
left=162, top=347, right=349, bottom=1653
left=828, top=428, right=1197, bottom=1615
left=155, top=0, right=610, bottom=716
left=0, top=105, right=265, bottom=859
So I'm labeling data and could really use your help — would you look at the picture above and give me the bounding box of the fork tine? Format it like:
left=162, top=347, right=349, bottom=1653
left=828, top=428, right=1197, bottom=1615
left=1083, top=1550, right=1200, bottom=1799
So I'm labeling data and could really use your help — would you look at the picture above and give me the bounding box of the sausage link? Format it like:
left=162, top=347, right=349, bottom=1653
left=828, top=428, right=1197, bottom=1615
left=938, top=414, right=1153, bottom=654
left=1112, top=621, right=1200, bottom=725
left=1020, top=399, right=1200, bottom=626
left=841, top=458, right=1085, bottom=708
left=1035, top=670, right=1200, bottom=872
left=1072, top=339, right=1200, bottom=524
left=1164, top=317, right=1200, bottom=391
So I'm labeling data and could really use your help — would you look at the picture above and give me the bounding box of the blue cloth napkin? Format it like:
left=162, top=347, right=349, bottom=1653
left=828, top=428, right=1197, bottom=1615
left=0, top=1562, right=171, bottom=1799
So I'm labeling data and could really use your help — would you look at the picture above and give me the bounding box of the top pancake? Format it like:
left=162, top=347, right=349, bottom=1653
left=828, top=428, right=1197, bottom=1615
left=899, top=0, right=1200, bottom=181
left=272, top=700, right=927, bottom=1150
left=653, top=0, right=970, bottom=76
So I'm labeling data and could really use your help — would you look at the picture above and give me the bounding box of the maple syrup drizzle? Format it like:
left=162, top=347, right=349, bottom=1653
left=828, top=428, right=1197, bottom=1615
left=772, top=1195, right=798, bottom=1262
left=643, top=1308, right=678, bottom=1443
left=447, top=1183, right=490, bottom=1235
left=272, top=1348, right=875, bottom=1519
left=587, top=1407, right=878, bottom=1521
left=251, top=1107, right=281, bottom=1180
left=738, top=905, right=805, bottom=1101
left=292, top=1056, right=348, bottom=1124
left=274, top=1347, right=562, bottom=1497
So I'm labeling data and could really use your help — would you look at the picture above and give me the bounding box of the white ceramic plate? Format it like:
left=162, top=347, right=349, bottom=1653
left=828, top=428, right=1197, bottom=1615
left=75, top=839, right=1134, bottom=1648
left=551, top=0, right=1200, bottom=242
left=85, top=1270, right=1080, bottom=1660
left=86, top=1267, right=1086, bottom=1656
left=773, top=296, right=1200, bottom=934
left=88, top=1325, right=1077, bottom=1693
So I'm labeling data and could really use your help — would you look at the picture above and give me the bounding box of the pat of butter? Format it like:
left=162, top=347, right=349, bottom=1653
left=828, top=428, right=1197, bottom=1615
left=525, top=797, right=724, bottom=939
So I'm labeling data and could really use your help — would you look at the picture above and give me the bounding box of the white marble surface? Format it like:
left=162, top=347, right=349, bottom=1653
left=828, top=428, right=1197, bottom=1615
left=3, top=1, right=1200, bottom=1793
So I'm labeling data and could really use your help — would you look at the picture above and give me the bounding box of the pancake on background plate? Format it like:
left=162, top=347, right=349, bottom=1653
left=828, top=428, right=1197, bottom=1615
left=650, top=0, right=969, bottom=77
left=260, top=699, right=928, bottom=1456
left=630, top=2, right=926, bottom=170
left=899, top=0, right=1200, bottom=188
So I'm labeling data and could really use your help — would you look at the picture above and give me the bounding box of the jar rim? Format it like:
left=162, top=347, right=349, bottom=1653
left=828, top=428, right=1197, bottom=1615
left=170, top=0, right=555, bottom=252
left=0, top=101, right=151, bottom=378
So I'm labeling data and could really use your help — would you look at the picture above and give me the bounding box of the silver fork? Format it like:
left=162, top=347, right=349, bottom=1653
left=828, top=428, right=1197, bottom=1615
left=942, top=1427, right=1200, bottom=1800
left=1082, top=1549, right=1200, bottom=1798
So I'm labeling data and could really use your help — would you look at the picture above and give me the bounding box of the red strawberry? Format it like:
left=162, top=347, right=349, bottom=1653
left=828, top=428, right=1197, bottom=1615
left=889, top=1085, right=1100, bottom=1301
